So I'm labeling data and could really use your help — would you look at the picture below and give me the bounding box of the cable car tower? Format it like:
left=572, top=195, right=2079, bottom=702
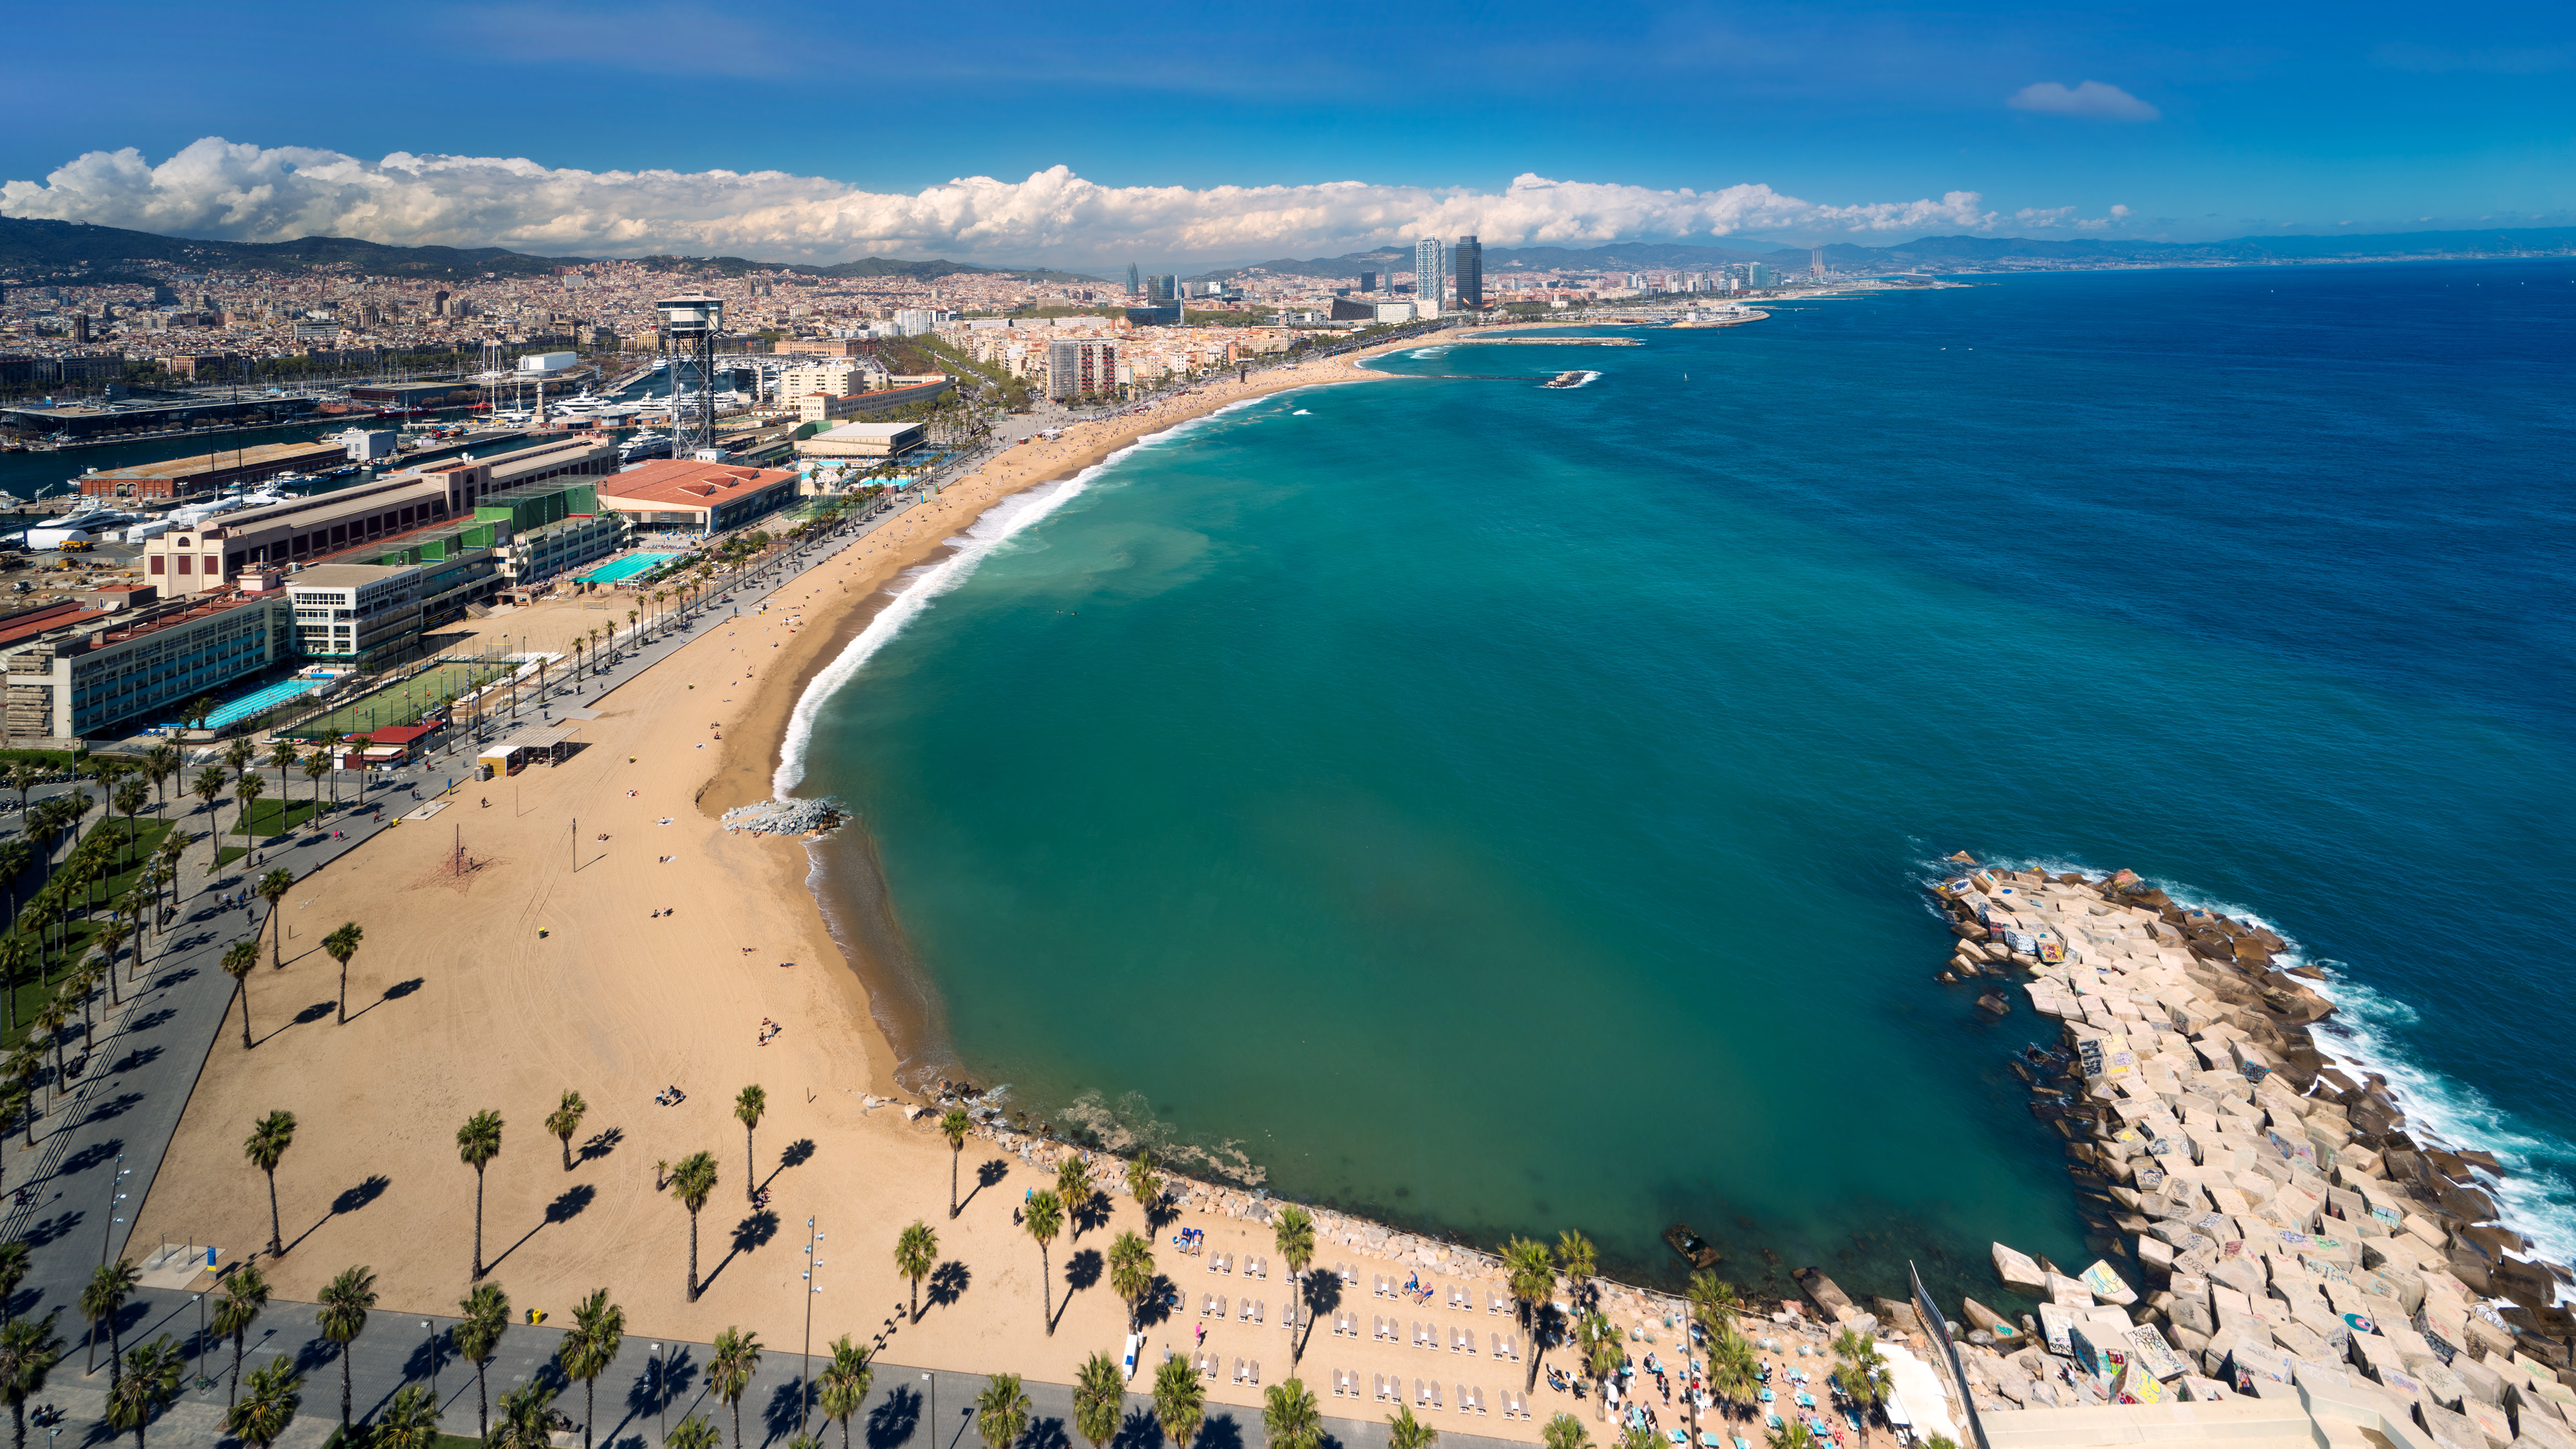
left=655, top=294, right=723, bottom=459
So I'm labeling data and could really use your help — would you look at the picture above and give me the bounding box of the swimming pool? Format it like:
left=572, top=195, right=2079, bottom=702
left=576, top=551, right=678, bottom=584
left=182, top=676, right=332, bottom=731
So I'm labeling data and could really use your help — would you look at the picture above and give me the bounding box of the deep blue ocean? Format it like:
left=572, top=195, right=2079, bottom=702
left=784, top=260, right=2576, bottom=1310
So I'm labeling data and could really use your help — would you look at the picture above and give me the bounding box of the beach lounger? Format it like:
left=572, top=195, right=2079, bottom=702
left=1252, top=1300, right=1265, bottom=1324
left=1200, top=1294, right=1213, bottom=1318
left=1340, top=1263, right=1357, bottom=1285
left=1414, top=1379, right=1428, bottom=1408
left=1215, top=1296, right=1228, bottom=1319
left=1238, top=1299, right=1253, bottom=1323
left=1429, top=1381, right=1443, bottom=1409
left=1373, top=1274, right=1388, bottom=1298
left=1333, top=1369, right=1348, bottom=1397
left=1376, top=1374, right=1391, bottom=1404
left=1233, top=1359, right=1245, bottom=1385
left=1250, top=1361, right=1260, bottom=1386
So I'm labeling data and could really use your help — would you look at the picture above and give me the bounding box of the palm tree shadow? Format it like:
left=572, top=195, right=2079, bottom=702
left=344, top=976, right=424, bottom=1023
left=1024, top=1418, right=1071, bottom=1449
left=957, top=1158, right=1008, bottom=1216
left=1198, top=1414, right=1244, bottom=1449
left=1071, top=1189, right=1111, bottom=1237
left=1051, top=1248, right=1102, bottom=1335
left=483, top=1182, right=596, bottom=1275
left=280, top=1173, right=391, bottom=1254
left=578, top=1126, right=624, bottom=1166
left=763, top=1376, right=809, bottom=1441
left=1137, top=1273, right=1178, bottom=1329
left=866, top=1385, right=921, bottom=1449
left=760, top=1137, right=816, bottom=1193
left=695, top=1208, right=778, bottom=1295
left=1112, top=1407, right=1164, bottom=1449
left=925, top=1259, right=970, bottom=1311
left=1297, top=1272, right=1343, bottom=1363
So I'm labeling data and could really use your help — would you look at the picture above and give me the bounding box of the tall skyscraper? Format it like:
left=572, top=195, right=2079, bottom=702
left=1413, top=238, right=1446, bottom=313
left=1358, top=271, right=1376, bottom=293
left=1454, top=235, right=1484, bottom=308
left=1129, top=262, right=1142, bottom=297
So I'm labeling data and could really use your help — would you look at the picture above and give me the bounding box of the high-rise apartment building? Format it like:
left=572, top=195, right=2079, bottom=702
left=1413, top=239, right=1446, bottom=313
left=1047, top=338, right=1119, bottom=400
left=1454, top=235, right=1483, bottom=308
left=1358, top=271, right=1377, bottom=293
left=1146, top=275, right=1180, bottom=304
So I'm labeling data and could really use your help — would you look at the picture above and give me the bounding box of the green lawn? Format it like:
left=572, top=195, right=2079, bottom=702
left=226, top=796, right=328, bottom=839
left=3, top=817, right=180, bottom=1050
left=285, top=661, right=516, bottom=740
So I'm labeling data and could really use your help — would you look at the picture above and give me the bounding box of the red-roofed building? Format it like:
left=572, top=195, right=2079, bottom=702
left=594, top=458, right=798, bottom=534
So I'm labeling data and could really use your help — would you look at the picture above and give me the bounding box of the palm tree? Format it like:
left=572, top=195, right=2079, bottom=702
left=303, top=750, right=331, bottom=809
left=818, top=1336, right=872, bottom=1449
left=0, top=933, right=27, bottom=1037
left=1023, top=1188, right=1063, bottom=1334
left=222, top=941, right=259, bottom=1048
left=494, top=1381, right=557, bottom=1449
left=1386, top=1406, right=1438, bottom=1449
left=1072, top=1353, right=1122, bottom=1449
left=316, top=1264, right=376, bottom=1430
left=547, top=1089, right=589, bottom=1170
left=940, top=1108, right=971, bottom=1217
left=1274, top=1204, right=1316, bottom=1362
left=255, top=869, right=295, bottom=971
left=559, top=1289, right=625, bottom=1449
left=895, top=1221, right=938, bottom=1322
left=0, top=1312, right=61, bottom=1449
left=30, top=1002, right=67, bottom=1098
left=0, top=1244, right=23, bottom=1328
left=1151, top=1356, right=1204, bottom=1449
left=673, top=1151, right=719, bottom=1300
left=1107, top=1231, right=1154, bottom=1332
left=1504, top=1236, right=1555, bottom=1392
left=374, top=1385, right=441, bottom=1449
left=1544, top=1412, right=1592, bottom=1449
left=1831, top=1328, right=1890, bottom=1438
left=267, top=739, right=299, bottom=812
left=141, top=744, right=178, bottom=819
left=456, top=1283, right=510, bottom=1442
left=1265, top=1380, right=1322, bottom=1449
left=192, top=767, right=225, bottom=837
left=243, top=1110, right=295, bottom=1257
left=1764, top=1422, right=1817, bottom=1449
left=3, top=765, right=38, bottom=822
left=734, top=1084, right=766, bottom=1202
left=210, top=1265, right=269, bottom=1407
left=81, top=1258, right=139, bottom=1383
left=317, top=921, right=362, bottom=1023
left=224, top=1359, right=301, bottom=1449
left=1556, top=1231, right=1597, bottom=1307
left=233, top=773, right=264, bottom=846
left=1575, top=1311, right=1621, bottom=1421
left=110, top=783, right=147, bottom=871
left=458, top=1109, right=503, bottom=1277
left=709, top=1326, right=762, bottom=1449
left=105, top=1336, right=181, bottom=1449
left=1055, top=1155, right=1093, bottom=1238
left=1125, top=1150, right=1161, bottom=1224
left=667, top=1414, right=722, bottom=1449
left=1704, top=1319, right=1760, bottom=1427
left=976, top=1373, right=1031, bottom=1449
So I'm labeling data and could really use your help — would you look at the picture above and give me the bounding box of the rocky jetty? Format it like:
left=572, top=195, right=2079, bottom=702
left=1930, top=855, right=2576, bottom=1443
left=720, top=796, right=848, bottom=837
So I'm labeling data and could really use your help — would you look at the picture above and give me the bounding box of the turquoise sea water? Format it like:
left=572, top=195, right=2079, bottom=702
left=785, top=261, right=2576, bottom=1310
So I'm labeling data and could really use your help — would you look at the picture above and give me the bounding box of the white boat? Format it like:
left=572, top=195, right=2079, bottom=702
left=553, top=389, right=604, bottom=416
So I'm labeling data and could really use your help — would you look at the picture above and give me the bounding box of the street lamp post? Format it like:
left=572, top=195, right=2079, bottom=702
left=424, top=1319, right=437, bottom=1408
left=801, top=1216, right=818, bottom=1432
left=655, top=1343, right=666, bottom=1440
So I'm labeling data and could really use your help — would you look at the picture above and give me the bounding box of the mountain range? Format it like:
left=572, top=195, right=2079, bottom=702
left=3, top=214, right=2568, bottom=290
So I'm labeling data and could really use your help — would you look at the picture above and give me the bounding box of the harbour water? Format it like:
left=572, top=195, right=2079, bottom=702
left=788, top=259, right=2575, bottom=1309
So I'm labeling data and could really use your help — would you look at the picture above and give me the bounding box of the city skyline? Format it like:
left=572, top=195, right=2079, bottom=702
left=4, top=0, right=2569, bottom=265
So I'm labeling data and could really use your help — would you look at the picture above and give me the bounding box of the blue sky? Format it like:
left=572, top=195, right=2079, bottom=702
left=4, top=0, right=2571, bottom=263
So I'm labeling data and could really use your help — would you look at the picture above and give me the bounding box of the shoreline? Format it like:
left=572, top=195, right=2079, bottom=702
left=708, top=332, right=1456, bottom=1091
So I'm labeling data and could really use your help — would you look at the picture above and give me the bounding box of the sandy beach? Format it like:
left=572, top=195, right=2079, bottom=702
left=125, top=331, right=1675, bottom=1437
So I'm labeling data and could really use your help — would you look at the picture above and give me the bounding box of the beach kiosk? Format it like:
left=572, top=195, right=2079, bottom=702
left=477, top=722, right=580, bottom=780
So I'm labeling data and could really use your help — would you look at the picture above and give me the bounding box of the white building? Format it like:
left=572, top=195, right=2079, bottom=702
left=891, top=309, right=954, bottom=337
left=287, top=563, right=425, bottom=662
left=1413, top=239, right=1447, bottom=314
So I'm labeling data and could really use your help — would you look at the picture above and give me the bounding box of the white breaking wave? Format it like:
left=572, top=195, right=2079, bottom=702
left=1943, top=850, right=2576, bottom=1280
left=772, top=398, right=1269, bottom=795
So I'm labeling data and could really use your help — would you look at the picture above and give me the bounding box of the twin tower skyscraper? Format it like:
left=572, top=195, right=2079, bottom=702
left=1414, top=235, right=1484, bottom=311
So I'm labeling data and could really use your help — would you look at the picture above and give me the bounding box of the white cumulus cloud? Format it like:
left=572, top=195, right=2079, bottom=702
left=1, top=137, right=2009, bottom=266
left=2007, top=80, right=2161, bottom=123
